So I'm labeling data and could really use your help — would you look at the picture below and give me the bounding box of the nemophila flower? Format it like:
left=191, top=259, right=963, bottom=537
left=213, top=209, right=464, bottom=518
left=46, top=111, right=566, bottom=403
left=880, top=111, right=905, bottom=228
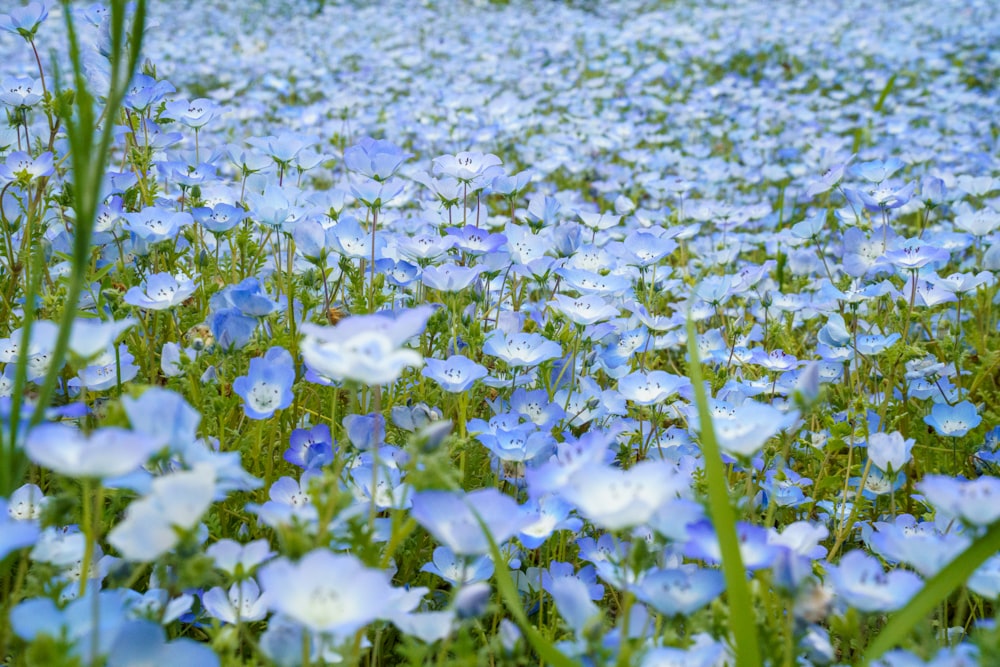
left=433, top=151, right=503, bottom=185
left=164, top=97, right=221, bottom=129
left=517, top=496, right=582, bottom=550
left=160, top=341, right=201, bottom=377
left=301, top=307, right=433, bottom=386
left=248, top=470, right=320, bottom=530
left=206, top=538, right=275, bottom=577
left=123, top=272, right=197, bottom=310
left=0, top=151, right=54, bottom=184
left=396, top=232, right=455, bottom=262
left=953, top=202, right=1000, bottom=237
left=0, top=496, right=39, bottom=561
left=420, top=546, right=494, bottom=586
left=968, top=553, right=1000, bottom=599
left=641, top=638, right=728, bottom=667
left=634, top=566, right=726, bottom=617
left=558, top=460, right=686, bottom=531
left=825, top=549, right=922, bottom=613
left=805, top=158, right=853, bottom=198
left=422, top=355, right=489, bottom=393
left=483, top=330, right=561, bottom=367
left=1, top=75, right=42, bottom=107
left=26, top=424, right=162, bottom=479
left=847, top=180, right=917, bottom=212
left=549, top=293, right=620, bottom=326
left=247, top=183, right=299, bottom=231
left=127, top=587, right=194, bottom=625
left=691, top=399, right=799, bottom=459
left=421, top=262, right=482, bottom=292
left=684, top=521, right=780, bottom=571
left=67, top=344, right=139, bottom=392
left=452, top=581, right=491, bottom=620
left=865, top=514, right=969, bottom=577
left=342, top=413, right=387, bottom=451
left=919, top=475, right=1000, bottom=526
left=884, top=237, right=950, bottom=271
left=441, top=226, right=504, bottom=257
left=0, top=1, right=48, bottom=39
left=285, top=423, right=334, bottom=469
left=233, top=347, right=295, bottom=420
left=556, top=267, right=631, bottom=295
left=477, top=422, right=553, bottom=464
left=344, top=137, right=411, bottom=181
left=867, top=431, right=914, bottom=473
left=107, top=619, right=221, bottom=666
left=931, top=270, right=994, bottom=295
left=209, top=308, right=257, bottom=351
left=217, top=277, right=281, bottom=317
left=410, top=488, right=529, bottom=556
left=617, top=370, right=690, bottom=405
left=854, top=158, right=905, bottom=183
left=108, top=464, right=216, bottom=561
left=258, top=548, right=397, bottom=635
left=350, top=177, right=405, bottom=210
left=123, top=206, right=192, bottom=246
left=123, top=74, right=176, bottom=112
left=67, top=316, right=136, bottom=361
left=7, top=483, right=46, bottom=521
left=203, top=579, right=269, bottom=624
left=924, top=400, right=981, bottom=437
left=10, top=590, right=131, bottom=664
left=549, top=575, right=600, bottom=636
left=192, top=202, right=248, bottom=235
left=350, top=463, right=412, bottom=510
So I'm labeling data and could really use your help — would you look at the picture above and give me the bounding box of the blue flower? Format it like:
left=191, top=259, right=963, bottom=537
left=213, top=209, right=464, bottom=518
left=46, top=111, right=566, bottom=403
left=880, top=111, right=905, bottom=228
left=825, top=549, right=922, bottom=613
left=422, top=355, right=489, bottom=393
left=420, top=546, right=494, bottom=586
left=206, top=538, right=275, bottom=577
left=918, top=474, right=1000, bottom=526
left=0, top=496, right=39, bottom=562
left=549, top=575, right=601, bottom=636
left=107, top=620, right=221, bottom=667
left=124, top=272, right=198, bottom=310
left=10, top=590, right=131, bottom=665
left=203, top=579, right=269, bottom=624
left=344, top=137, right=411, bottom=182
left=107, top=465, right=217, bottom=561
left=26, top=424, right=163, bottom=479
left=924, top=400, right=982, bottom=437
left=483, top=330, right=562, bottom=367
left=232, top=347, right=295, bottom=419
left=867, top=431, right=914, bottom=473
left=0, top=1, right=49, bottom=39
left=300, top=307, right=432, bottom=386
left=67, top=344, right=139, bottom=392
left=410, top=488, right=530, bottom=556
left=285, top=424, right=334, bottom=469
left=257, top=548, right=399, bottom=634
left=634, top=566, right=726, bottom=616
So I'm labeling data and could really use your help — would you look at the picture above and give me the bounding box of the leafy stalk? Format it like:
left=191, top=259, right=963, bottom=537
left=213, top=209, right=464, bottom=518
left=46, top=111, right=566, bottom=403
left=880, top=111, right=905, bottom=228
left=472, top=509, right=579, bottom=667
left=686, top=314, right=762, bottom=667
left=26, top=0, right=147, bottom=434
left=862, top=520, right=1000, bottom=664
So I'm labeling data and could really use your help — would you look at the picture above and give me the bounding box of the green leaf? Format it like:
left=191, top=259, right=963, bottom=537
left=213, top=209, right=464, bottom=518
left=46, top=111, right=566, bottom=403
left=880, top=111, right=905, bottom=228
left=862, top=520, right=1000, bottom=664
left=686, top=314, right=762, bottom=667
left=471, top=509, right=580, bottom=667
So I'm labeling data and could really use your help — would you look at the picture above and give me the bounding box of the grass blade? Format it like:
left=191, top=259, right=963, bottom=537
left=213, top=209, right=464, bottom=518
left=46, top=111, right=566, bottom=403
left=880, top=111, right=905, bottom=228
left=686, top=314, right=762, bottom=667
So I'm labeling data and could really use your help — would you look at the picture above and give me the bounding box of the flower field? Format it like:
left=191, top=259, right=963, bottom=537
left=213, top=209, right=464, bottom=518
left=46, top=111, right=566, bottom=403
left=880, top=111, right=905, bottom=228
left=1, top=0, right=999, bottom=664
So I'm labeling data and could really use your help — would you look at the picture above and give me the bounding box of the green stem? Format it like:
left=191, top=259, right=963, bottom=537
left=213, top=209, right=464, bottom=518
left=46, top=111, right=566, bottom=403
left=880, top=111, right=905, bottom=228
left=862, top=520, right=1000, bottom=664
left=685, top=314, right=762, bottom=667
